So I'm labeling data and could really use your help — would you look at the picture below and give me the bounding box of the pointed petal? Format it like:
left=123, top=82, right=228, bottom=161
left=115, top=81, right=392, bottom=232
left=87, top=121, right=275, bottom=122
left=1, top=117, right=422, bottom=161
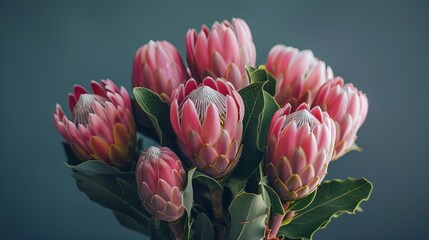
left=181, top=100, right=202, bottom=136
left=90, top=136, right=111, bottom=161
left=181, top=128, right=200, bottom=155
left=285, top=174, right=302, bottom=192
left=170, top=100, right=182, bottom=140
left=198, top=145, right=218, bottom=167
left=299, top=165, right=315, bottom=185
left=289, top=147, right=307, bottom=174
left=211, top=52, right=227, bottom=77
left=276, top=157, right=293, bottom=183
left=113, top=124, right=128, bottom=150
left=214, top=130, right=231, bottom=154
left=91, top=80, right=107, bottom=98
left=224, top=96, right=238, bottom=137
left=201, top=104, right=221, bottom=144
left=157, top=178, right=173, bottom=201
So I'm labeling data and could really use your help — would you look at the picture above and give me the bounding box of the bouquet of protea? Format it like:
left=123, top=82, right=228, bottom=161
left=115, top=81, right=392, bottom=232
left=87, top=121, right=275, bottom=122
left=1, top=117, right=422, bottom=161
left=54, top=18, right=372, bottom=240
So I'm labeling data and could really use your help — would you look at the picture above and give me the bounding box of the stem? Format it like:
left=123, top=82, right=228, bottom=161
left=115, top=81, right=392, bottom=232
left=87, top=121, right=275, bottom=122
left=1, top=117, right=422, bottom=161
left=210, top=190, right=224, bottom=221
left=168, top=220, right=183, bottom=240
left=266, top=202, right=295, bottom=239
left=267, top=213, right=284, bottom=239
left=213, top=223, right=226, bottom=240
left=210, top=189, right=225, bottom=240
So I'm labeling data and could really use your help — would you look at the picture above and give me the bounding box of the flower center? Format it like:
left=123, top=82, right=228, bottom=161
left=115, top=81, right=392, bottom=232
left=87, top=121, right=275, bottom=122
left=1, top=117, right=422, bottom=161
left=181, top=86, right=227, bottom=126
left=282, top=109, right=320, bottom=130
left=145, top=146, right=162, bottom=159
left=73, top=94, right=107, bottom=126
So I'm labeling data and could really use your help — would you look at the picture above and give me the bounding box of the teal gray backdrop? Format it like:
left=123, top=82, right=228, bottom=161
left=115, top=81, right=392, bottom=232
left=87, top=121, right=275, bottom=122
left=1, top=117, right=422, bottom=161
left=1, top=0, right=428, bottom=239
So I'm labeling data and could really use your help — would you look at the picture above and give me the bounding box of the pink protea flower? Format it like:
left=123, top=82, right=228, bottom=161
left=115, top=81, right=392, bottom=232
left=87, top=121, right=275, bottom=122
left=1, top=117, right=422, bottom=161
left=53, top=79, right=136, bottom=170
left=265, top=103, right=336, bottom=202
left=312, top=77, right=368, bottom=160
left=132, top=40, right=188, bottom=102
left=136, top=146, right=186, bottom=222
left=170, top=77, right=245, bottom=178
left=266, top=44, right=333, bottom=109
left=186, top=18, right=256, bottom=90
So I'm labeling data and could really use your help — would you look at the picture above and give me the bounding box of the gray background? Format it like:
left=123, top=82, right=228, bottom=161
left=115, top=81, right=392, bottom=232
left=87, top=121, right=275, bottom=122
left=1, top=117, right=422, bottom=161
left=1, top=0, right=428, bottom=239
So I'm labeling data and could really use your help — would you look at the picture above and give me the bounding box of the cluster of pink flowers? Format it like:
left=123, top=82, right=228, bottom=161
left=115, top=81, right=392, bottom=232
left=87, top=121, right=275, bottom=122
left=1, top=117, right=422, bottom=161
left=54, top=18, right=368, bottom=238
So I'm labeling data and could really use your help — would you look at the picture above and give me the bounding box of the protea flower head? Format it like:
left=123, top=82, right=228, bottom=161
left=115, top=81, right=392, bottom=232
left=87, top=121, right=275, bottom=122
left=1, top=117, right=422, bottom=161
left=136, top=146, right=186, bottom=222
left=53, top=79, right=136, bottom=170
left=186, top=18, right=256, bottom=90
left=266, top=44, right=333, bottom=109
left=265, top=103, right=336, bottom=202
left=132, top=40, right=188, bottom=102
left=312, top=77, right=368, bottom=160
left=170, top=77, right=245, bottom=178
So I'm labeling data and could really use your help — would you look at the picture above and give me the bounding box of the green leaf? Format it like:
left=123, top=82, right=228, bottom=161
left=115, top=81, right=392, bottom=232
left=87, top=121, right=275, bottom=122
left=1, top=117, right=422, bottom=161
left=224, top=178, right=246, bottom=196
left=66, top=160, right=132, bottom=178
left=258, top=91, right=279, bottom=149
left=113, top=210, right=150, bottom=236
left=259, top=177, right=284, bottom=215
left=133, top=87, right=176, bottom=148
left=246, top=65, right=277, bottom=96
left=193, top=170, right=223, bottom=192
left=71, top=172, right=151, bottom=232
left=232, top=83, right=266, bottom=179
left=182, top=215, right=194, bottom=240
left=116, top=178, right=141, bottom=204
left=183, top=168, right=196, bottom=219
left=132, top=99, right=160, bottom=141
left=288, top=189, right=317, bottom=212
left=193, top=212, right=214, bottom=240
left=62, top=142, right=81, bottom=166
left=279, top=178, right=373, bottom=239
left=228, top=193, right=268, bottom=240
left=149, top=218, right=173, bottom=240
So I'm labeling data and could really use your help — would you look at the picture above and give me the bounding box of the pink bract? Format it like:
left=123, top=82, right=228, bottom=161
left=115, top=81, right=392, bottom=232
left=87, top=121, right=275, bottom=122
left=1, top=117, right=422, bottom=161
left=170, top=77, right=245, bottom=178
left=132, top=40, right=188, bottom=102
left=265, top=103, right=336, bottom=201
left=53, top=79, right=136, bottom=170
left=266, top=44, right=333, bottom=109
left=186, top=18, right=256, bottom=90
left=136, top=146, right=186, bottom=222
left=313, top=77, right=368, bottom=160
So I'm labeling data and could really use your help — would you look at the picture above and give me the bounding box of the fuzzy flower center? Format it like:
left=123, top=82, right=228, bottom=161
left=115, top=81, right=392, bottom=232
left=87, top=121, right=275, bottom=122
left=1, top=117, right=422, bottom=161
left=73, top=94, right=107, bottom=126
left=145, top=146, right=162, bottom=159
left=283, top=109, right=320, bottom=130
left=181, top=86, right=227, bottom=126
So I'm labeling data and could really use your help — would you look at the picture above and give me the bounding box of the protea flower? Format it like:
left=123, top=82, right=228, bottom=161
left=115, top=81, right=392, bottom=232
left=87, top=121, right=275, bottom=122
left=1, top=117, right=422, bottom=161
left=136, top=146, right=186, bottom=222
left=53, top=79, right=136, bottom=170
left=170, top=77, right=245, bottom=178
left=186, top=18, right=256, bottom=90
left=266, top=44, right=333, bottom=109
left=265, top=103, right=336, bottom=202
left=312, top=77, right=368, bottom=160
left=132, top=40, right=188, bottom=102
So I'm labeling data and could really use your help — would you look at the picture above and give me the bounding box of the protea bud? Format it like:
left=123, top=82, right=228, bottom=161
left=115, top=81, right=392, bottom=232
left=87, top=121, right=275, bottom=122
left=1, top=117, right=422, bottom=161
left=265, top=103, right=336, bottom=202
left=312, top=77, right=368, bottom=160
left=266, top=44, right=333, bottom=109
left=186, top=18, right=256, bottom=90
left=132, top=40, right=188, bottom=102
left=170, top=77, right=245, bottom=178
left=53, top=79, right=136, bottom=170
left=136, top=146, right=186, bottom=222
